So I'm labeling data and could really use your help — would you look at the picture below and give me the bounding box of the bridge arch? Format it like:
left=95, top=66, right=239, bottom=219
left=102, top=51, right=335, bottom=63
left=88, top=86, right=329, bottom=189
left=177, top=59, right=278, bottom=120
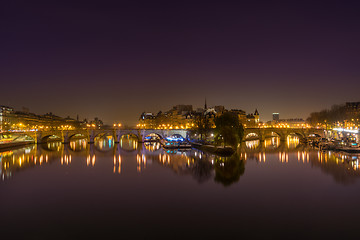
left=119, top=133, right=140, bottom=141
left=264, top=135, right=281, bottom=150
left=94, top=137, right=115, bottom=151
left=167, top=133, right=185, bottom=140
left=119, top=134, right=139, bottom=151
left=69, top=138, right=88, bottom=152
left=93, top=132, right=115, bottom=140
left=40, top=141, right=63, bottom=151
left=68, top=133, right=88, bottom=141
left=147, top=129, right=187, bottom=140
left=245, top=139, right=261, bottom=150
left=286, top=131, right=306, bottom=140
left=144, top=141, right=161, bottom=152
left=40, top=134, right=63, bottom=143
left=265, top=130, right=283, bottom=138
left=285, top=133, right=302, bottom=149
left=307, top=132, right=323, bottom=138
left=245, top=132, right=260, bottom=141
left=144, top=133, right=163, bottom=140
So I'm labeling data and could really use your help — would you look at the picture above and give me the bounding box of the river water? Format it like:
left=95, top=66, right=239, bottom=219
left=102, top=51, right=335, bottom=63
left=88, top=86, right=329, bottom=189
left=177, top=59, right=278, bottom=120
left=1, top=137, right=360, bottom=239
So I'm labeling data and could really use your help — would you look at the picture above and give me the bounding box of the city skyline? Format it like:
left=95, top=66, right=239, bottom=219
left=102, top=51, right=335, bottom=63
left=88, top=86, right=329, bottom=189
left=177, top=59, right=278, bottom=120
left=1, top=1, right=360, bottom=125
left=0, top=101, right=313, bottom=126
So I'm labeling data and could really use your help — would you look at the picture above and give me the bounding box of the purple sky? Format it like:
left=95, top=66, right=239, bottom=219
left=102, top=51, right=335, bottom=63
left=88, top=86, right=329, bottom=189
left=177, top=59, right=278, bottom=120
left=1, top=0, right=360, bottom=125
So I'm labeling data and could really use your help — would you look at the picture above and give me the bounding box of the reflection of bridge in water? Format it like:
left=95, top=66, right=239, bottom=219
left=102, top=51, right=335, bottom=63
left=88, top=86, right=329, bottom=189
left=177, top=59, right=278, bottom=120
left=1, top=139, right=360, bottom=185
left=240, top=137, right=312, bottom=154
left=244, top=127, right=325, bottom=141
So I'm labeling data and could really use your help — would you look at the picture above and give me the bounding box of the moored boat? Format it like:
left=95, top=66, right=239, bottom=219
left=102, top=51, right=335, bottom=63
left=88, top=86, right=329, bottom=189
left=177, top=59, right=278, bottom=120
left=325, top=139, right=360, bottom=153
left=160, top=136, right=191, bottom=149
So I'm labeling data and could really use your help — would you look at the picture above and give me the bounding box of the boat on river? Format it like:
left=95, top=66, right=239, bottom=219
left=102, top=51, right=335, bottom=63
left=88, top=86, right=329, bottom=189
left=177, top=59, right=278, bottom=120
left=319, top=139, right=360, bottom=153
left=160, top=136, right=191, bottom=149
left=336, top=142, right=360, bottom=153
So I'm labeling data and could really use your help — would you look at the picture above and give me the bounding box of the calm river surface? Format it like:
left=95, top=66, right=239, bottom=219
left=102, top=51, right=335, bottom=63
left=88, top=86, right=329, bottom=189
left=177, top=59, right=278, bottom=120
left=1, top=137, right=360, bottom=239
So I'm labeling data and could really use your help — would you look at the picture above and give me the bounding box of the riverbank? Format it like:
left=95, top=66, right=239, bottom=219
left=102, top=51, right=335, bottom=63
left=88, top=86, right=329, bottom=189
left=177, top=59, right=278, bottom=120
left=191, top=142, right=235, bottom=156
left=0, top=141, right=35, bottom=151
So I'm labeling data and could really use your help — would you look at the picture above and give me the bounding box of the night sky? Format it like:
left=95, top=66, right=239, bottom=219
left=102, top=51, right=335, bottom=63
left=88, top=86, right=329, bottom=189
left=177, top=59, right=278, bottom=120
left=1, top=0, right=360, bottom=125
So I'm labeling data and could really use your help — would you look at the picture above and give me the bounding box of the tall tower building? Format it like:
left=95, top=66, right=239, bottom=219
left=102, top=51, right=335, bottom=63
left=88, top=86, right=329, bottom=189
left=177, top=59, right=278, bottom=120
left=254, top=109, right=260, bottom=123
left=273, top=113, right=280, bottom=121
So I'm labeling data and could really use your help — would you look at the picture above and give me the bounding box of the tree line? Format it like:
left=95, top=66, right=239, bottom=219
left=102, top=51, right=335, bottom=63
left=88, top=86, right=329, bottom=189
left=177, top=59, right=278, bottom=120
left=195, top=111, right=244, bottom=147
left=307, top=104, right=360, bottom=125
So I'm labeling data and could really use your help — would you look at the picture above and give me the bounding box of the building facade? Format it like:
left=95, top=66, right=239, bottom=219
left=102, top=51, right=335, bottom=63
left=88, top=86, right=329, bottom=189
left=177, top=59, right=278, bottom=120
left=0, top=106, right=14, bottom=131
left=138, top=104, right=260, bottom=129
left=273, top=113, right=280, bottom=122
left=0, top=105, right=95, bottom=131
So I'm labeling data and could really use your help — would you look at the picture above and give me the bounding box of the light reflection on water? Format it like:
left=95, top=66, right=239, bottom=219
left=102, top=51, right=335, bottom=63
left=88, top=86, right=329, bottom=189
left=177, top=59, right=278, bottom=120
left=2, top=138, right=360, bottom=238
left=245, top=139, right=260, bottom=149
left=264, top=136, right=280, bottom=149
left=69, top=138, right=87, bottom=151
left=144, top=141, right=161, bottom=152
left=120, top=135, right=138, bottom=151
left=245, top=136, right=299, bottom=150
left=287, top=135, right=300, bottom=149
left=94, top=135, right=115, bottom=151
left=1, top=138, right=360, bottom=185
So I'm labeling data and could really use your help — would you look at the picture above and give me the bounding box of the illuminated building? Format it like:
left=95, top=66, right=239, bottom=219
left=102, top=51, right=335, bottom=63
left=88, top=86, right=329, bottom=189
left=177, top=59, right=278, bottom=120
left=0, top=105, right=89, bottom=131
left=139, top=105, right=200, bottom=129
left=88, top=117, right=104, bottom=129
left=203, top=107, right=217, bottom=128
left=138, top=103, right=257, bottom=129
left=273, top=113, right=280, bottom=122
left=254, top=109, right=260, bottom=123
left=139, top=112, right=157, bottom=129
left=245, top=109, right=260, bottom=127
left=267, top=118, right=309, bottom=128
left=346, top=102, right=360, bottom=115
left=0, top=105, right=14, bottom=131
left=139, top=108, right=196, bottom=129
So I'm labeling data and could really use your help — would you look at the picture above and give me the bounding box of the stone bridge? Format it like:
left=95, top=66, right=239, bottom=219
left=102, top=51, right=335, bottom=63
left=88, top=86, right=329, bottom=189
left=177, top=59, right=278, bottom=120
left=6, top=129, right=188, bottom=144
left=2, top=127, right=324, bottom=144
left=244, top=127, right=325, bottom=142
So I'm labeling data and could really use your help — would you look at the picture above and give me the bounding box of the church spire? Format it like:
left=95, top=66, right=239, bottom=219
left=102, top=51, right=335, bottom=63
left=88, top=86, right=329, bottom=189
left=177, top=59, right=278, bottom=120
left=205, top=97, right=207, bottom=110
